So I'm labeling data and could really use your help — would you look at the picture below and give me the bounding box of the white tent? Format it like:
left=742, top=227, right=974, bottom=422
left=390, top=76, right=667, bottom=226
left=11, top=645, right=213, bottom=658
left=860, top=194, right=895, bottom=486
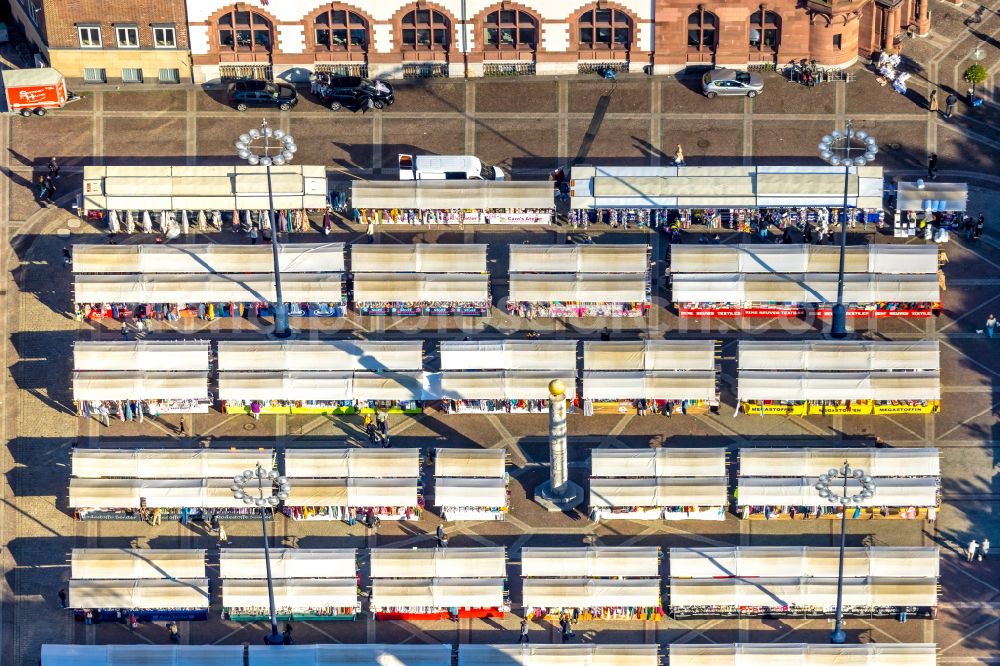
left=582, top=371, right=716, bottom=401
left=440, top=340, right=577, bottom=371
left=435, top=478, right=507, bottom=507
left=222, top=579, right=358, bottom=609
left=217, top=340, right=423, bottom=372
left=72, top=243, right=345, bottom=274
left=68, top=578, right=210, bottom=609
left=509, top=274, right=647, bottom=303
left=42, top=644, right=244, bottom=666
left=737, top=371, right=941, bottom=402
left=738, top=448, right=940, bottom=477
left=73, top=371, right=209, bottom=401
left=283, top=478, right=418, bottom=508
left=285, top=449, right=419, bottom=478
left=522, top=547, right=659, bottom=578
left=670, top=274, right=940, bottom=304
left=371, top=578, right=505, bottom=609
left=217, top=372, right=427, bottom=402
left=74, top=274, right=344, bottom=304
left=735, top=477, right=939, bottom=508
left=430, top=371, right=577, bottom=400
left=668, top=644, right=936, bottom=666
left=583, top=340, right=715, bottom=371
left=71, top=549, right=206, bottom=580
left=71, top=449, right=275, bottom=479
left=592, top=449, right=725, bottom=478
left=220, top=549, right=356, bottom=579
left=522, top=579, right=660, bottom=608
left=589, top=478, right=727, bottom=508
left=351, top=244, right=487, bottom=273
left=351, top=180, right=554, bottom=211
left=73, top=341, right=209, bottom=372
left=668, top=547, right=939, bottom=579
left=371, top=548, right=506, bottom=579
left=247, top=645, right=452, bottom=666
left=509, top=245, right=648, bottom=274
left=738, top=341, right=940, bottom=372
left=434, top=448, right=506, bottom=478
left=897, top=181, right=967, bottom=212
left=69, top=478, right=251, bottom=509
left=670, top=244, right=938, bottom=275
left=668, top=577, right=937, bottom=609
left=459, top=644, right=659, bottom=666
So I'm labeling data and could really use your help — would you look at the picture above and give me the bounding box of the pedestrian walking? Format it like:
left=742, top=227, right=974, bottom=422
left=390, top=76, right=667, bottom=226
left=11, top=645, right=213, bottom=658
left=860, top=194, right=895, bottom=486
left=559, top=615, right=574, bottom=641
left=967, top=538, right=979, bottom=562
left=218, top=524, right=228, bottom=544
left=975, top=213, right=985, bottom=239
left=121, top=323, right=129, bottom=340
left=98, top=404, right=111, bottom=427
left=62, top=246, right=72, bottom=267
left=928, top=89, right=938, bottom=113
left=980, top=537, right=990, bottom=561
left=48, top=157, right=60, bottom=180
left=151, top=507, right=162, bottom=526
left=251, top=401, right=261, bottom=420
left=210, top=512, right=220, bottom=534
left=366, top=422, right=377, bottom=446
left=945, top=93, right=958, bottom=118
left=179, top=416, right=186, bottom=436
left=84, top=609, right=93, bottom=625
left=128, top=612, right=138, bottom=630
left=249, top=226, right=259, bottom=245
left=927, top=153, right=938, bottom=179
left=986, top=314, right=997, bottom=339
left=58, top=588, right=67, bottom=608
left=519, top=619, right=529, bottom=643
left=167, top=621, right=180, bottom=643
left=366, top=220, right=375, bottom=243
left=673, top=144, right=686, bottom=166
left=282, top=623, right=294, bottom=644
left=436, top=524, right=445, bottom=548
left=44, top=175, right=56, bottom=203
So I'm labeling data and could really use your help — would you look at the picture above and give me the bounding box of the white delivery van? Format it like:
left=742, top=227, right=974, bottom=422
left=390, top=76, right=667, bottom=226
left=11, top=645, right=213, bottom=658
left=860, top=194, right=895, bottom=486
left=398, top=154, right=505, bottom=181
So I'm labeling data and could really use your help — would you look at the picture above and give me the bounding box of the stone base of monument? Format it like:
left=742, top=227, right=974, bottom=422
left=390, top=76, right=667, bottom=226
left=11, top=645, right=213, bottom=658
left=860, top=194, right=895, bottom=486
left=534, top=480, right=584, bottom=512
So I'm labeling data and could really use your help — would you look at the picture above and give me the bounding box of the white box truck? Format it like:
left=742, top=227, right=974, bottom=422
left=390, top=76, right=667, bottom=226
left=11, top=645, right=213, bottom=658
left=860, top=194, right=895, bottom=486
left=398, top=153, right=505, bottom=181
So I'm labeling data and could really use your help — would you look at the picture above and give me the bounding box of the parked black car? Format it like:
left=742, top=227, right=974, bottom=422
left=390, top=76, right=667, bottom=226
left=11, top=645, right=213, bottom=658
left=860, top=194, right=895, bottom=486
left=226, top=80, right=298, bottom=111
left=314, top=75, right=394, bottom=111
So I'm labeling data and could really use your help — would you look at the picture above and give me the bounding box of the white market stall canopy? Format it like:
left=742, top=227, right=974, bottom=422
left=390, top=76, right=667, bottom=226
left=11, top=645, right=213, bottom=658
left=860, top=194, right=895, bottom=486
left=459, top=644, right=659, bottom=666
left=69, top=478, right=253, bottom=509
left=246, top=645, right=453, bottom=666
left=522, top=547, right=659, bottom=578
left=72, top=243, right=345, bottom=274
left=372, top=547, right=506, bottom=578
left=69, top=578, right=210, bottom=609
left=222, top=578, right=358, bottom=609
left=738, top=341, right=940, bottom=372
left=592, top=449, right=725, bottom=478
left=217, top=340, right=423, bottom=372
left=739, top=448, right=940, bottom=477
left=352, top=244, right=487, bottom=273
left=584, top=340, right=716, bottom=372
left=669, top=577, right=937, bottom=608
left=737, top=371, right=941, bottom=401
left=71, top=449, right=274, bottom=479
left=83, top=165, right=328, bottom=211
left=429, top=371, right=578, bottom=400
left=372, top=578, right=505, bottom=609
left=220, top=549, right=356, bottom=579
left=735, top=477, right=939, bottom=508
left=74, top=341, right=209, bottom=372
left=434, top=477, right=507, bottom=507
left=668, top=547, right=939, bottom=579
left=282, top=478, right=418, bottom=507
left=522, top=579, right=660, bottom=608
left=217, top=371, right=426, bottom=402
left=897, top=181, right=968, bottom=212
left=582, top=371, right=716, bottom=401
left=351, top=180, right=555, bottom=210
left=509, top=274, right=647, bottom=303
left=74, top=274, right=344, bottom=304
left=354, top=274, right=489, bottom=302
left=73, top=371, right=209, bottom=401
left=440, top=340, right=577, bottom=371
left=71, top=549, right=206, bottom=580
left=285, top=449, right=419, bottom=478
left=590, top=478, right=728, bottom=508
left=670, top=244, right=938, bottom=275
left=668, top=644, right=936, bottom=666
left=570, top=165, right=884, bottom=209
left=670, top=274, right=940, bottom=304
left=41, top=645, right=245, bottom=666
left=435, top=448, right=506, bottom=478
left=509, top=245, right=649, bottom=274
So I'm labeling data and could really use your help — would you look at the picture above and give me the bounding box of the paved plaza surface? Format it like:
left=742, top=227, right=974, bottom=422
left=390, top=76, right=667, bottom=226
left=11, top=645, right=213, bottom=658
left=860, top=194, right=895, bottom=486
left=2, top=2, right=1000, bottom=662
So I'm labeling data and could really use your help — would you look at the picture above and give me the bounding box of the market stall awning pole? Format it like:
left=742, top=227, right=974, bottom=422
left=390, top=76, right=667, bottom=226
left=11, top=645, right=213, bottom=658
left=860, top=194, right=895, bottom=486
left=534, top=379, right=583, bottom=511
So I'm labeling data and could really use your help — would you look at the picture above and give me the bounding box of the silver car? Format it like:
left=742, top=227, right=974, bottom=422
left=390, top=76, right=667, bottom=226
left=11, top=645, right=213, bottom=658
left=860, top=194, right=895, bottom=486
left=702, top=69, right=764, bottom=98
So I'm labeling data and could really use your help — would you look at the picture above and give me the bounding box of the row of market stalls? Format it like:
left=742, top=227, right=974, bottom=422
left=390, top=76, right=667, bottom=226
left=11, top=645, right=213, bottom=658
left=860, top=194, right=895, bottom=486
left=81, top=165, right=326, bottom=235
left=72, top=340, right=720, bottom=417
left=737, top=341, right=941, bottom=415
left=669, top=244, right=941, bottom=317
left=41, top=644, right=937, bottom=666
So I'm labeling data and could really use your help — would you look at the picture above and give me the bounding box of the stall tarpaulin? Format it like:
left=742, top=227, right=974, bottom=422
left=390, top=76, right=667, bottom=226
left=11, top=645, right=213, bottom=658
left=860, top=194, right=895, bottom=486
left=671, top=274, right=940, bottom=305
left=521, top=547, right=659, bottom=578
left=738, top=448, right=940, bottom=477
left=737, top=341, right=940, bottom=372
left=217, top=340, right=423, bottom=372
left=71, top=549, right=207, bottom=580
left=351, top=371, right=426, bottom=401
left=583, top=340, right=715, bottom=372
left=591, top=449, right=726, bottom=478
left=669, top=245, right=938, bottom=275
left=351, top=180, right=555, bottom=211
left=222, top=578, right=358, bottom=609
left=508, top=245, right=649, bottom=274
left=71, top=449, right=275, bottom=479
left=74, top=274, right=344, bottom=304
left=73, top=341, right=209, bottom=372
left=434, top=448, right=506, bottom=478
left=68, top=478, right=252, bottom=509
left=353, top=274, right=489, bottom=303
left=667, top=547, right=939, bottom=579
left=73, top=371, right=209, bottom=401
left=582, top=371, right=716, bottom=401
left=509, top=274, right=648, bottom=303
left=217, top=371, right=353, bottom=402
left=589, top=478, right=727, bottom=508
left=736, top=371, right=941, bottom=402
left=371, top=547, right=506, bottom=579
left=668, top=577, right=937, bottom=609
left=371, top=578, right=505, bottom=609
left=220, top=549, right=356, bottom=579
left=68, top=578, right=210, bottom=610
left=245, top=644, right=453, bottom=666
left=458, top=644, right=660, bottom=666
left=283, top=478, right=418, bottom=508
left=897, top=181, right=968, bottom=212
left=667, top=643, right=936, bottom=666
left=440, top=340, right=577, bottom=371
left=521, top=578, right=660, bottom=609
left=735, top=477, right=939, bottom=508
left=284, top=449, right=419, bottom=479
left=434, top=478, right=507, bottom=507
left=430, top=371, right=577, bottom=400
left=71, top=243, right=346, bottom=275
left=41, top=644, right=246, bottom=666
left=351, top=244, right=488, bottom=273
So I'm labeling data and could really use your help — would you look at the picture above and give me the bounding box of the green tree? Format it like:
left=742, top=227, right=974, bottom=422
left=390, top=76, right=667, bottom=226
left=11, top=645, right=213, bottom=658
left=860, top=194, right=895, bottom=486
left=964, top=63, right=987, bottom=86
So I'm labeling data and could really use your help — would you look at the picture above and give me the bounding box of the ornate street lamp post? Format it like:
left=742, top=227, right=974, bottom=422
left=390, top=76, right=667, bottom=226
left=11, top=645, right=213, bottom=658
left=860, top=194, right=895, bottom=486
left=235, top=120, right=298, bottom=339
left=232, top=463, right=291, bottom=646
left=814, top=462, right=877, bottom=644
left=818, top=122, right=878, bottom=339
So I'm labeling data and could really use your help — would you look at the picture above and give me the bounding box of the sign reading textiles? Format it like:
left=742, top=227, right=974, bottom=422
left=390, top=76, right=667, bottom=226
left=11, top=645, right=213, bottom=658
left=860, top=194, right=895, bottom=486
left=681, top=307, right=937, bottom=318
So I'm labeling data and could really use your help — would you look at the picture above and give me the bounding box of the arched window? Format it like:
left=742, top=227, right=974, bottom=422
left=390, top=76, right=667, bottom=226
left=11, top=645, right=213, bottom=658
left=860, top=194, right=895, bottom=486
left=749, top=9, right=780, bottom=52
left=578, top=7, right=632, bottom=50
left=484, top=8, right=537, bottom=50
left=687, top=7, right=717, bottom=53
left=315, top=7, right=368, bottom=51
left=400, top=8, right=450, bottom=50
left=217, top=9, right=273, bottom=52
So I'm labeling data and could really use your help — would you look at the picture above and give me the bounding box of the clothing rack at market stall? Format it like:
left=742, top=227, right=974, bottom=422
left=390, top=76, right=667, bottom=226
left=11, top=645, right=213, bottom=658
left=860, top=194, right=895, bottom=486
left=736, top=447, right=941, bottom=520
left=737, top=341, right=941, bottom=415
left=521, top=547, right=663, bottom=621
left=581, top=340, right=719, bottom=416
left=589, top=448, right=727, bottom=522
left=220, top=548, right=359, bottom=621
left=432, top=340, right=577, bottom=414
left=668, top=643, right=936, bottom=666
left=432, top=448, right=510, bottom=521
left=282, top=448, right=422, bottom=523
left=458, top=644, right=659, bottom=666
left=508, top=244, right=651, bottom=318
left=370, top=547, right=508, bottom=620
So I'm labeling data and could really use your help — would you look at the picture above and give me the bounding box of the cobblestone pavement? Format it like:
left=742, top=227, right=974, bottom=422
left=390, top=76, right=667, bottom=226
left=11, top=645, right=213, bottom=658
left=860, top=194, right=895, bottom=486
left=3, top=4, right=1000, bottom=661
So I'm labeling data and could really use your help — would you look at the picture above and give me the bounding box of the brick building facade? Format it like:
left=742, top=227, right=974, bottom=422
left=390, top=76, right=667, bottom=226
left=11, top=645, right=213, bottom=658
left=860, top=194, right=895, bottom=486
left=7, top=0, right=191, bottom=83
left=186, top=0, right=930, bottom=83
